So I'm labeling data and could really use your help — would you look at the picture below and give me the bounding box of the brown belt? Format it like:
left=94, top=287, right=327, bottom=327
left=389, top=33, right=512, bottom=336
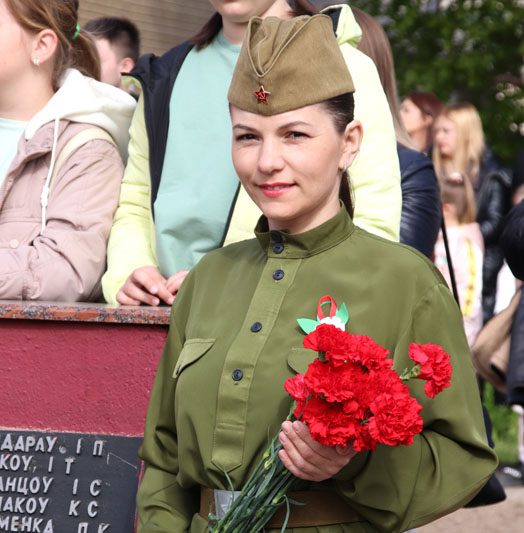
left=200, top=486, right=360, bottom=528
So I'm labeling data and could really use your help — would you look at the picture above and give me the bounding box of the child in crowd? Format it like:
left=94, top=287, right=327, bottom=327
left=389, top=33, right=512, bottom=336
left=84, top=16, right=141, bottom=96
left=0, top=0, right=135, bottom=301
left=433, top=102, right=512, bottom=322
left=435, top=172, right=484, bottom=346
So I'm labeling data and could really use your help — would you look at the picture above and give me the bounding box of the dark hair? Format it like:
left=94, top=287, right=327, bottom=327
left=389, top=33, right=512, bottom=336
left=407, top=91, right=443, bottom=150
left=192, top=0, right=319, bottom=49
left=84, top=17, right=141, bottom=63
left=6, top=0, right=100, bottom=89
left=322, top=92, right=355, bottom=217
left=408, top=91, right=444, bottom=119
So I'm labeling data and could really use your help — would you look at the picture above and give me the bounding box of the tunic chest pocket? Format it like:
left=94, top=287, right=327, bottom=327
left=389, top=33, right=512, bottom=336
left=173, top=338, right=215, bottom=379
left=287, top=347, right=317, bottom=375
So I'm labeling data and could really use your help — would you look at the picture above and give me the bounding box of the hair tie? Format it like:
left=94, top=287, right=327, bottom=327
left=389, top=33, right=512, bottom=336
left=73, top=23, right=81, bottom=40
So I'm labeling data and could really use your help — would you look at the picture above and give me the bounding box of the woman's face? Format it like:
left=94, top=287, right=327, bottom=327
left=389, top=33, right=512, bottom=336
left=400, top=98, right=430, bottom=136
left=0, top=0, right=33, bottom=87
left=208, top=0, right=289, bottom=23
left=434, top=116, right=458, bottom=157
left=231, top=103, right=361, bottom=234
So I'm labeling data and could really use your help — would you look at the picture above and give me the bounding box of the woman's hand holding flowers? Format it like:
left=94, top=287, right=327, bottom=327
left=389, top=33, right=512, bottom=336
left=278, top=421, right=357, bottom=481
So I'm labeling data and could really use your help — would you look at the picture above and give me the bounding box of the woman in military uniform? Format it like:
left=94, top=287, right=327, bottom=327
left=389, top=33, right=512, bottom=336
left=136, top=15, right=497, bottom=533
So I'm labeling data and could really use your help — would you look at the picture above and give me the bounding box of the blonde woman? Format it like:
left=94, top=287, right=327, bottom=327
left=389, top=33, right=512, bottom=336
left=433, top=102, right=512, bottom=321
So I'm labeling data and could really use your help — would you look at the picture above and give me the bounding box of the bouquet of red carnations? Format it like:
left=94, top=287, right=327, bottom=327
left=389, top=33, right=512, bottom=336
left=208, top=296, right=452, bottom=532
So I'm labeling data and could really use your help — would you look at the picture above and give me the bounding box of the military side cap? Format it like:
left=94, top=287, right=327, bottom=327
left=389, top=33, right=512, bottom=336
left=228, top=14, right=354, bottom=116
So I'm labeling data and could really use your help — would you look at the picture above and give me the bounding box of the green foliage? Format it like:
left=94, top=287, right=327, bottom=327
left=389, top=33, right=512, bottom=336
left=483, top=383, right=519, bottom=464
left=355, top=0, right=524, bottom=164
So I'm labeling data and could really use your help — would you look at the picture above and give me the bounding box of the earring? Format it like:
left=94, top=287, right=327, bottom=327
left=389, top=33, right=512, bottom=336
left=32, top=57, right=40, bottom=67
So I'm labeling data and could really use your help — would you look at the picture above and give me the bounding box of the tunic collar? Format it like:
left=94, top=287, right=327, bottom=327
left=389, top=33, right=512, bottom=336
left=255, top=206, right=355, bottom=258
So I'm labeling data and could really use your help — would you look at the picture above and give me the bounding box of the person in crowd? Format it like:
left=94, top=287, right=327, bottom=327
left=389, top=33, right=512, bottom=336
left=510, top=149, right=524, bottom=199
left=500, top=185, right=524, bottom=481
left=136, top=15, right=497, bottom=532
left=400, top=91, right=443, bottom=154
left=0, top=0, right=136, bottom=301
left=434, top=173, right=483, bottom=346
left=84, top=16, right=141, bottom=95
left=102, top=0, right=402, bottom=306
left=350, top=7, right=441, bottom=258
left=501, top=198, right=524, bottom=282
left=433, top=102, right=512, bottom=322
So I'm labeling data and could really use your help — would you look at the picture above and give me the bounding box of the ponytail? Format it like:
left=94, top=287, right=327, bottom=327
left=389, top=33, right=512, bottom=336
left=67, top=29, right=101, bottom=84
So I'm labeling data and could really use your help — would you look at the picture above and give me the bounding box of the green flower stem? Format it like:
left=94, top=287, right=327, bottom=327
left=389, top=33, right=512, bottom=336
left=400, top=364, right=420, bottom=381
left=208, top=434, right=297, bottom=532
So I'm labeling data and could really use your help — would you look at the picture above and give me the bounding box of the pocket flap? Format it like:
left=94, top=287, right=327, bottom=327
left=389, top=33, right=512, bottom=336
left=287, top=347, right=316, bottom=374
left=173, top=338, right=215, bottom=378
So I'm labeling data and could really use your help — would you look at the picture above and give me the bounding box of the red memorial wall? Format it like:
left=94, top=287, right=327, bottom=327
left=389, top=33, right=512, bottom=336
left=0, top=302, right=170, bottom=532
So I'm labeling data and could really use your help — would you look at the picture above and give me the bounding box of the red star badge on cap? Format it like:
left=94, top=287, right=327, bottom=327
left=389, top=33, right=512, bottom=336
left=255, top=85, right=271, bottom=104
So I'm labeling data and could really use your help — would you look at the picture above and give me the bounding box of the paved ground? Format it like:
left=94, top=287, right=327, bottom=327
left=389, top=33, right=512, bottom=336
left=419, top=481, right=523, bottom=532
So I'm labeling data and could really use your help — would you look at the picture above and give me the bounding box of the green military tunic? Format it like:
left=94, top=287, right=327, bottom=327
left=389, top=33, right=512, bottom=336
left=136, top=208, right=497, bottom=533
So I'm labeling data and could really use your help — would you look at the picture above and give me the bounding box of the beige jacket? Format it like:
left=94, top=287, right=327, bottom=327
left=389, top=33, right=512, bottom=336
left=0, top=69, right=136, bottom=301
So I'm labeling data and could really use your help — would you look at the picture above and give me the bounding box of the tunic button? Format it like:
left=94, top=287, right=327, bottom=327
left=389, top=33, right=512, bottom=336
left=273, top=269, right=284, bottom=281
left=250, top=322, right=263, bottom=333
left=9, top=239, right=19, bottom=249
left=272, top=243, right=284, bottom=254
left=232, top=369, right=244, bottom=382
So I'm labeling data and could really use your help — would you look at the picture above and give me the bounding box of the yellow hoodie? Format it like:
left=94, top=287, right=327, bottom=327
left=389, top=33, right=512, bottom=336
left=102, top=4, right=401, bottom=305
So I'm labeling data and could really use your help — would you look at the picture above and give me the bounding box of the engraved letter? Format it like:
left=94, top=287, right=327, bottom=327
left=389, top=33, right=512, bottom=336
left=42, top=477, right=54, bottom=493
left=64, top=457, right=75, bottom=475
left=87, top=500, right=99, bottom=518
left=25, top=436, right=36, bottom=452
left=17, top=477, right=29, bottom=495
left=89, top=480, right=102, bottom=497
left=92, top=440, right=104, bottom=457
left=0, top=434, right=13, bottom=452
left=39, top=497, right=50, bottom=514
left=21, top=455, right=33, bottom=472
left=69, top=499, right=81, bottom=517
left=25, top=496, right=38, bottom=514
left=46, top=437, right=57, bottom=453
left=29, top=477, right=41, bottom=494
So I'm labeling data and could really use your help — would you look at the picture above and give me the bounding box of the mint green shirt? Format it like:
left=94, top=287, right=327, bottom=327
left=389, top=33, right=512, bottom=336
left=154, top=33, right=241, bottom=276
left=0, top=118, right=27, bottom=185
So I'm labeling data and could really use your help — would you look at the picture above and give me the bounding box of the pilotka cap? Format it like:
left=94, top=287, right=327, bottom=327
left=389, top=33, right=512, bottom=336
left=228, top=15, right=354, bottom=116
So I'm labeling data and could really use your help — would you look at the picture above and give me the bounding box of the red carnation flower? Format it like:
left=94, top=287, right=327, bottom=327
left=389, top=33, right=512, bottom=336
left=367, top=389, right=423, bottom=447
left=330, top=334, right=392, bottom=372
left=303, top=324, right=353, bottom=354
left=409, top=343, right=452, bottom=398
left=284, top=374, right=310, bottom=418
left=304, top=359, right=365, bottom=403
left=301, top=396, right=362, bottom=447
